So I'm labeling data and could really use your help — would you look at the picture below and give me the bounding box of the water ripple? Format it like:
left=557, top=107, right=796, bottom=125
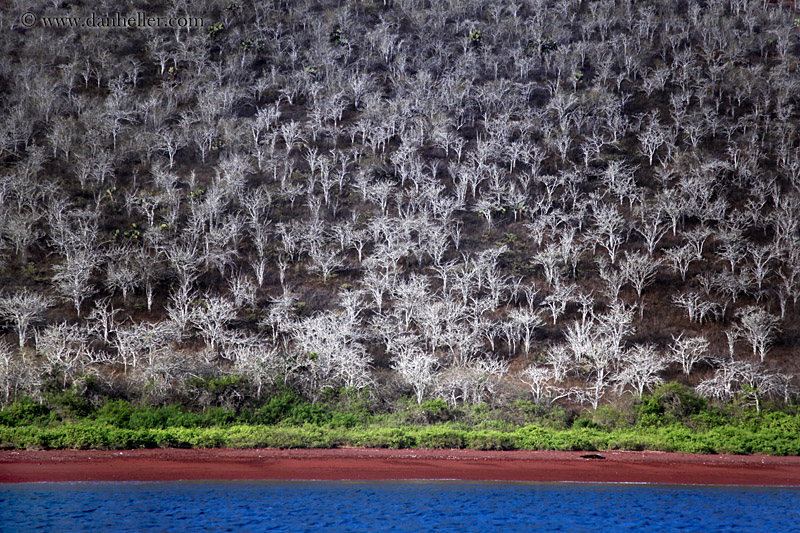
left=2, top=480, right=799, bottom=532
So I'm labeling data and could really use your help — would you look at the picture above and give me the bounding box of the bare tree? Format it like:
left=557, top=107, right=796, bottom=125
left=390, top=338, right=439, bottom=404
left=228, top=273, right=258, bottom=308
left=290, top=311, right=372, bottom=399
left=307, top=245, right=345, bottom=283
left=158, top=128, right=186, bottom=169
left=663, top=243, right=696, bottom=281
left=52, top=252, right=98, bottom=317
left=672, top=291, right=703, bottom=323
left=638, top=116, right=668, bottom=165
left=563, top=317, right=621, bottom=409
left=166, top=283, right=196, bottom=333
left=114, top=320, right=180, bottom=372
left=614, top=344, right=666, bottom=397
left=601, top=161, right=638, bottom=206
left=633, top=210, right=668, bottom=256
left=0, top=289, right=54, bottom=347
left=696, top=360, right=738, bottom=403
left=261, top=293, right=297, bottom=343
left=280, top=120, right=305, bottom=154
left=391, top=275, right=430, bottom=329
left=162, top=239, right=203, bottom=290
left=518, top=365, right=558, bottom=404
left=436, top=356, right=509, bottom=407
left=86, top=298, right=119, bottom=345
left=35, top=323, right=94, bottom=388
left=3, top=0, right=799, bottom=414
left=2, top=209, right=41, bottom=264
left=104, top=248, right=141, bottom=303
left=589, top=202, right=627, bottom=265
left=231, top=341, right=283, bottom=398
left=683, top=226, right=712, bottom=261
left=347, top=72, right=375, bottom=109
left=508, top=307, right=544, bottom=355
left=747, top=242, right=775, bottom=295
left=544, top=344, right=572, bottom=383
left=542, top=282, right=575, bottom=325
left=597, top=259, right=626, bottom=302
left=0, top=341, right=38, bottom=404
left=531, top=243, right=563, bottom=286
left=620, top=251, right=661, bottom=298
left=697, top=360, right=779, bottom=413
left=736, top=306, right=780, bottom=362
left=734, top=362, right=780, bottom=414
left=668, top=333, right=710, bottom=376
left=190, top=294, right=238, bottom=350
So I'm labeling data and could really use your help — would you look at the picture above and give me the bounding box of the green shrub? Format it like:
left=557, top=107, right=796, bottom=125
left=572, top=416, right=598, bottom=429
left=319, top=387, right=373, bottom=426
left=46, top=425, right=108, bottom=449
left=1, top=417, right=798, bottom=454
left=0, top=426, right=44, bottom=449
left=416, top=426, right=465, bottom=449
left=50, top=390, right=94, bottom=420
left=0, top=425, right=156, bottom=450
left=552, top=430, right=600, bottom=451
left=657, top=383, right=708, bottom=419
left=605, top=430, right=649, bottom=451
left=105, top=428, right=157, bottom=449
left=186, top=375, right=248, bottom=394
left=635, top=396, right=666, bottom=427
left=328, top=411, right=361, bottom=428
left=152, top=427, right=228, bottom=448
left=95, top=399, right=134, bottom=428
left=690, top=409, right=728, bottom=430
left=760, top=411, right=800, bottom=433
left=638, top=383, right=709, bottom=427
left=420, top=398, right=451, bottom=423
left=225, top=425, right=270, bottom=448
left=259, top=426, right=332, bottom=448
left=2, top=380, right=799, bottom=455
left=189, top=428, right=227, bottom=448
left=513, top=426, right=556, bottom=450
left=255, top=391, right=331, bottom=425
left=186, top=375, right=250, bottom=408
left=0, top=398, right=53, bottom=427
left=651, top=424, right=710, bottom=453
left=199, top=407, right=238, bottom=427
left=509, top=401, right=569, bottom=429
left=128, top=405, right=202, bottom=429
left=466, top=430, right=516, bottom=450
left=151, top=428, right=192, bottom=448
left=351, top=427, right=416, bottom=449
left=592, top=406, right=627, bottom=430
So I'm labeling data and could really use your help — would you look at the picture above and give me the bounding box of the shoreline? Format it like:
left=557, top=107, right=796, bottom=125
left=3, top=449, right=800, bottom=486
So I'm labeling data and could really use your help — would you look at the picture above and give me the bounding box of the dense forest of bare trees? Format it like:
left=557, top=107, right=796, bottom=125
left=1, top=0, right=799, bottom=415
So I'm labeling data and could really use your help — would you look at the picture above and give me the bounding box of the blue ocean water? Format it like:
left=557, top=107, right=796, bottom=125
left=2, top=481, right=799, bottom=532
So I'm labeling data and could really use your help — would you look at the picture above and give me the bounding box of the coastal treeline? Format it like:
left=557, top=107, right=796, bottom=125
left=0, top=0, right=799, bottom=435
left=2, top=383, right=799, bottom=454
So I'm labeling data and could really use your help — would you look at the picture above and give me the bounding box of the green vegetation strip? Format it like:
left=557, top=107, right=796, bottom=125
left=1, top=421, right=799, bottom=455
left=1, top=384, right=798, bottom=455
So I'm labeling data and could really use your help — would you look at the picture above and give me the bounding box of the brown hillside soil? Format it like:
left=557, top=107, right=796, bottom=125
left=2, top=449, right=799, bottom=485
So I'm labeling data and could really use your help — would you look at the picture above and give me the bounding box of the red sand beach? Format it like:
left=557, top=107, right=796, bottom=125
left=2, top=448, right=800, bottom=485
